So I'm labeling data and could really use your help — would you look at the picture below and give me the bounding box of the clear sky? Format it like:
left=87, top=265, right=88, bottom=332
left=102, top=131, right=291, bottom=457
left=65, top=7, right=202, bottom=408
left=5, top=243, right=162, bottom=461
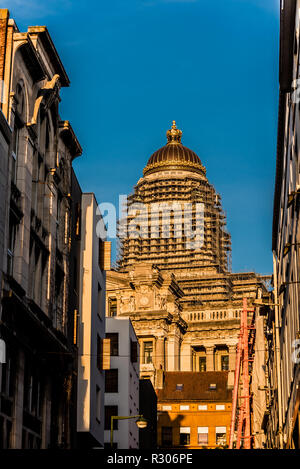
left=4, top=0, right=280, bottom=274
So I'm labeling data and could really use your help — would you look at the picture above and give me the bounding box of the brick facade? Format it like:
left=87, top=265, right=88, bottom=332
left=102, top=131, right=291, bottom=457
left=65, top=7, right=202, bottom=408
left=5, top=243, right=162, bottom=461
left=0, top=10, right=9, bottom=84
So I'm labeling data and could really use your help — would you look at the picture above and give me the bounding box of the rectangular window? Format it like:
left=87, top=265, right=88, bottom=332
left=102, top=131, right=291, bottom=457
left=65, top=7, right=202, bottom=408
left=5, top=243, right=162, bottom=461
left=162, top=405, right=172, bottom=411
left=102, top=338, right=111, bottom=370
left=216, top=426, right=227, bottom=446
left=108, top=298, right=117, bottom=317
left=198, top=427, right=208, bottom=446
left=23, top=364, right=41, bottom=418
left=221, top=355, right=229, bottom=371
left=161, top=426, right=172, bottom=447
left=106, top=333, right=119, bottom=356
left=130, top=340, right=138, bottom=363
left=179, top=427, right=190, bottom=446
left=143, top=341, right=153, bottom=364
left=96, top=386, right=101, bottom=422
left=198, top=404, right=207, bottom=411
left=179, top=405, right=190, bottom=411
left=105, top=405, right=118, bottom=430
left=216, top=404, right=225, bottom=411
left=105, top=369, right=118, bottom=393
left=98, top=239, right=111, bottom=271
left=199, top=357, right=206, bottom=372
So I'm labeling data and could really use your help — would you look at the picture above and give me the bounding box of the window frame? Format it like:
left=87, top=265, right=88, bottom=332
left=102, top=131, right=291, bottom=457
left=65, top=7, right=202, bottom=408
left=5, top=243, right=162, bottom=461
left=161, top=426, right=172, bottom=447
left=104, top=405, right=118, bottom=430
left=105, top=369, right=118, bottom=393
left=198, top=427, right=209, bottom=446
left=106, top=333, right=119, bottom=356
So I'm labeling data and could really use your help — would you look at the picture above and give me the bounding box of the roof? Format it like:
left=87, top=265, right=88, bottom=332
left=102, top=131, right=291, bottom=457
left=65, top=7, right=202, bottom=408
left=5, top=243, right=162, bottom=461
left=59, top=120, right=82, bottom=159
left=144, top=121, right=206, bottom=176
left=27, top=26, right=70, bottom=87
left=157, top=371, right=232, bottom=402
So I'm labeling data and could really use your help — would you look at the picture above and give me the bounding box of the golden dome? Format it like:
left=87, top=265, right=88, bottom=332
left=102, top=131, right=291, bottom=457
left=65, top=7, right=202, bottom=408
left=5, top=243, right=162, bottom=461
left=144, top=121, right=206, bottom=176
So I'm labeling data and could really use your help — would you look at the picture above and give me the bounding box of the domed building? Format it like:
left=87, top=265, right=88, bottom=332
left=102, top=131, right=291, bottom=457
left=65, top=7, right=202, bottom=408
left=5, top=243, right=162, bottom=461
left=107, top=122, right=267, bottom=386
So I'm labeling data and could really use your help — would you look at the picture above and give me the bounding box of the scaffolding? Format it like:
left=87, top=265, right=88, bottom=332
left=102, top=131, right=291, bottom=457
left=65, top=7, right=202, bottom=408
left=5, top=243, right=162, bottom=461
left=117, top=171, right=232, bottom=274
left=229, top=297, right=255, bottom=449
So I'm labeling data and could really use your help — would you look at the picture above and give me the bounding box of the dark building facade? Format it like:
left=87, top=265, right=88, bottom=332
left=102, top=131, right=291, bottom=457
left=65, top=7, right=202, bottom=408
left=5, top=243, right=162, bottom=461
left=139, top=378, right=157, bottom=449
left=156, top=371, right=231, bottom=449
left=264, top=0, right=300, bottom=449
left=0, top=10, right=82, bottom=448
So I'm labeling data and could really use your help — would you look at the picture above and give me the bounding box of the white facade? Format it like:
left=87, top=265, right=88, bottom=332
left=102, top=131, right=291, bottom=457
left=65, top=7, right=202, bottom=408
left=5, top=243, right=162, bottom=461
left=104, top=317, right=140, bottom=449
left=77, top=193, right=107, bottom=447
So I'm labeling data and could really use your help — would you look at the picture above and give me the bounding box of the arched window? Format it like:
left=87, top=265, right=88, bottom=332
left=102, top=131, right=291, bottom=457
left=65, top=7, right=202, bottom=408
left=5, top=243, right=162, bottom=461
left=15, top=82, right=25, bottom=119
left=12, top=82, right=26, bottom=183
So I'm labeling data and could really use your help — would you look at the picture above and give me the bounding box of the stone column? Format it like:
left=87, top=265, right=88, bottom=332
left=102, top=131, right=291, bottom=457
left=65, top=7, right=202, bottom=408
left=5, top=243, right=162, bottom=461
left=229, top=345, right=237, bottom=371
left=140, top=340, right=144, bottom=365
left=181, top=342, right=192, bottom=371
left=12, top=349, right=25, bottom=448
left=192, top=351, right=196, bottom=372
left=167, top=333, right=180, bottom=371
left=155, top=337, right=165, bottom=370
left=206, top=346, right=215, bottom=371
left=228, top=344, right=237, bottom=388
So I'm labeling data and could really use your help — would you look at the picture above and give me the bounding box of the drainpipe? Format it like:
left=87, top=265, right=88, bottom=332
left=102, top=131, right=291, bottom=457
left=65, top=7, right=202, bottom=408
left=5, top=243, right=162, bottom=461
left=273, top=251, right=283, bottom=449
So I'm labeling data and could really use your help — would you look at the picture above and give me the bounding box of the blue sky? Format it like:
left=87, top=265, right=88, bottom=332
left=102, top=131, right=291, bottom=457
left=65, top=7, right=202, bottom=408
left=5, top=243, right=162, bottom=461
left=5, top=0, right=280, bottom=274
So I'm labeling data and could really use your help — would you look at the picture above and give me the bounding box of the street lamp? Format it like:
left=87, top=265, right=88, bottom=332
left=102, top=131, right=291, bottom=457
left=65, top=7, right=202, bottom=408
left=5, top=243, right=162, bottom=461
left=110, top=415, right=148, bottom=448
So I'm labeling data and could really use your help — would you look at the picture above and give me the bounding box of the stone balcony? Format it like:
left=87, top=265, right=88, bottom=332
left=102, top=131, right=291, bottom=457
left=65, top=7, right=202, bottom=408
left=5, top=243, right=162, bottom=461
left=183, top=309, right=244, bottom=323
left=140, top=363, right=155, bottom=374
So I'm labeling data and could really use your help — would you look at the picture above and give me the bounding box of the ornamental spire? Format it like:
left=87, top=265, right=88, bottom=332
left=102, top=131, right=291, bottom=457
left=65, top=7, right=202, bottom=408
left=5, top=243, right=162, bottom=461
left=166, top=120, right=182, bottom=144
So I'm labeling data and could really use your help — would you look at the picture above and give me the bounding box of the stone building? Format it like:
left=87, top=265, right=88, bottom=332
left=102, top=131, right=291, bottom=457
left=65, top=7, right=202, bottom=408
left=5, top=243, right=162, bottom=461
left=263, top=0, right=300, bottom=449
left=107, top=121, right=267, bottom=387
left=157, top=371, right=231, bottom=449
left=0, top=9, right=82, bottom=448
left=0, top=108, right=11, bottom=310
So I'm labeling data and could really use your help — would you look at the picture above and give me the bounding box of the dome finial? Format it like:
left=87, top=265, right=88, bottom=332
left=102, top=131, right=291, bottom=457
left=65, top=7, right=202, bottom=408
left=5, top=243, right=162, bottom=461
left=166, top=120, right=182, bottom=144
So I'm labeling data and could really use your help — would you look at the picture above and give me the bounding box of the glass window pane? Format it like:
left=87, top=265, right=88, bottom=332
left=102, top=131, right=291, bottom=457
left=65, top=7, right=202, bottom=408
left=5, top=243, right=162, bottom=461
left=143, top=341, right=153, bottom=364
